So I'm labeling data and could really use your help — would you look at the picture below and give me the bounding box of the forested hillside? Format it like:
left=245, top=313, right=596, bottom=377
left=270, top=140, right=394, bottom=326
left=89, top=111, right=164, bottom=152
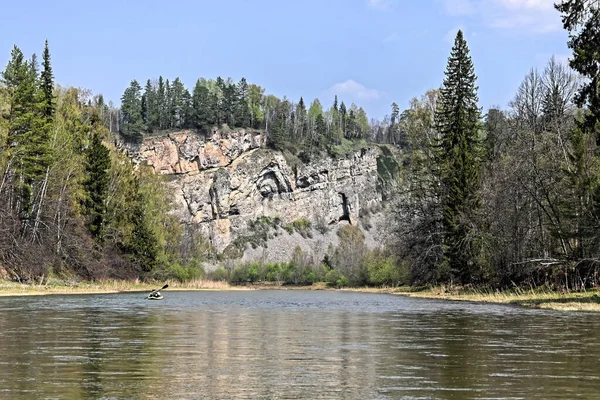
left=119, top=75, right=372, bottom=162
left=1, top=0, right=599, bottom=290
left=0, top=41, right=378, bottom=283
left=0, top=43, right=199, bottom=282
left=394, top=1, right=600, bottom=289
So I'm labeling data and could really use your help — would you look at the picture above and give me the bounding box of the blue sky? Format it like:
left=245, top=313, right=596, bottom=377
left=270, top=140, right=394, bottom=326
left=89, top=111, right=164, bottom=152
left=0, top=0, right=569, bottom=120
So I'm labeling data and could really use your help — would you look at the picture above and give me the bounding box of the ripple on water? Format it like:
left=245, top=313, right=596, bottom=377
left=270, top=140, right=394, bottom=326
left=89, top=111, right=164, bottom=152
left=1, top=290, right=600, bottom=399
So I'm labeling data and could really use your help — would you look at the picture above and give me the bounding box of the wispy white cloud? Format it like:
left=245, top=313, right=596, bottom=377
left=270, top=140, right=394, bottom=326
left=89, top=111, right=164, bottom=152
left=328, top=80, right=382, bottom=102
left=440, top=0, right=561, bottom=33
left=367, top=0, right=395, bottom=11
left=495, top=0, right=555, bottom=11
left=442, top=0, right=475, bottom=16
left=383, top=32, right=401, bottom=43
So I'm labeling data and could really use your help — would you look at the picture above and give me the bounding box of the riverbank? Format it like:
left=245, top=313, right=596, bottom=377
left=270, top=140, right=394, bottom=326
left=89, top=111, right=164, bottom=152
left=350, top=286, right=600, bottom=312
left=1, top=279, right=599, bottom=312
left=0, top=279, right=237, bottom=297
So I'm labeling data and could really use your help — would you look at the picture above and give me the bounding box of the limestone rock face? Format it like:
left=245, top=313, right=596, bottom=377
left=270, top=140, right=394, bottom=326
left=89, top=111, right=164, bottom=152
left=126, top=129, right=386, bottom=254
left=124, top=129, right=265, bottom=174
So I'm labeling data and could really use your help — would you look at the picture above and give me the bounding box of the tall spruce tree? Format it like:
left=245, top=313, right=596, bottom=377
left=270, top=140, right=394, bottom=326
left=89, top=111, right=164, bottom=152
left=434, top=30, right=483, bottom=283
left=170, top=77, right=186, bottom=128
left=120, top=80, right=143, bottom=139
left=40, top=40, right=54, bottom=119
left=1, top=46, right=51, bottom=219
left=129, top=178, right=159, bottom=272
left=296, top=97, right=306, bottom=139
left=234, top=78, right=250, bottom=127
left=142, top=79, right=158, bottom=132
left=83, top=129, right=111, bottom=240
left=157, top=76, right=166, bottom=129
left=192, top=80, right=210, bottom=131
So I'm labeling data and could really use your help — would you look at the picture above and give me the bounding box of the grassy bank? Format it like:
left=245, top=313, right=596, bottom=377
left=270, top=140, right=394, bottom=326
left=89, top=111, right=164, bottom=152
left=350, top=286, right=600, bottom=312
left=0, top=279, right=235, bottom=297
left=2, top=279, right=600, bottom=312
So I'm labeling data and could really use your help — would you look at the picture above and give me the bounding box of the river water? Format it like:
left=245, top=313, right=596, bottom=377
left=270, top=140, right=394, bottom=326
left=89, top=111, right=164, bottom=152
left=0, top=290, right=599, bottom=399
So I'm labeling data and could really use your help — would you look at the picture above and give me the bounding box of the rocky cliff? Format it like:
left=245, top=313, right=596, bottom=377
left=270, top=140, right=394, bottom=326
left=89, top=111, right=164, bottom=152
left=123, top=129, right=392, bottom=263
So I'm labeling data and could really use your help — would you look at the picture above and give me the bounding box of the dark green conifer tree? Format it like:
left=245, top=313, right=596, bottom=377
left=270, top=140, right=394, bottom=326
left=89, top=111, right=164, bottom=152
left=267, top=99, right=290, bottom=150
left=142, top=79, right=158, bottom=132
left=1, top=46, right=51, bottom=218
left=181, top=88, right=193, bottom=128
left=222, top=80, right=237, bottom=126
left=339, top=101, right=347, bottom=138
left=556, top=0, right=600, bottom=136
left=40, top=40, right=54, bottom=119
left=83, top=128, right=111, bottom=240
left=296, top=97, right=306, bottom=139
left=235, top=78, right=250, bottom=127
left=120, top=80, right=143, bottom=138
left=215, top=76, right=226, bottom=125
left=433, top=30, right=483, bottom=283
left=164, top=79, right=173, bottom=128
left=330, top=95, right=340, bottom=145
left=170, top=77, right=186, bottom=128
left=315, top=113, right=328, bottom=148
left=129, top=179, right=159, bottom=272
left=157, top=76, right=166, bottom=129
left=192, top=80, right=212, bottom=131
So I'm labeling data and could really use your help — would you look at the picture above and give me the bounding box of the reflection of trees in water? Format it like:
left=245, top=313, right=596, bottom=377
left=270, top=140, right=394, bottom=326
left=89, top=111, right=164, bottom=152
left=156, top=308, right=383, bottom=398
left=4, top=294, right=600, bottom=399
left=0, top=300, right=174, bottom=399
left=373, top=310, right=600, bottom=398
left=79, top=309, right=169, bottom=399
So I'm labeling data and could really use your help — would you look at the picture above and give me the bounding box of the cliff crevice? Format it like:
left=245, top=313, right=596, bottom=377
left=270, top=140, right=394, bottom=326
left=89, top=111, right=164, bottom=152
left=125, top=129, right=392, bottom=259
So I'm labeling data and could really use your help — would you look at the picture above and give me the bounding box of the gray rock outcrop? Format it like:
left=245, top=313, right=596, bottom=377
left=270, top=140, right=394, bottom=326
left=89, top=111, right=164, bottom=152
left=124, top=128, right=392, bottom=261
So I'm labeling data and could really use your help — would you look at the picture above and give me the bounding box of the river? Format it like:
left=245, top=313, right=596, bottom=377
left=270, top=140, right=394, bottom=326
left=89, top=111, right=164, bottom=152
left=0, top=290, right=598, bottom=399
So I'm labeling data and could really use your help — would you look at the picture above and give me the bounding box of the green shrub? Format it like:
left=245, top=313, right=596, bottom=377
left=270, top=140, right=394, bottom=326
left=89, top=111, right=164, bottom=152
left=230, top=264, right=248, bottom=282
left=365, top=250, right=409, bottom=287
left=292, top=218, right=313, bottom=238
left=247, top=263, right=260, bottom=282
left=325, top=269, right=349, bottom=288
left=225, top=258, right=331, bottom=286
left=209, top=267, right=230, bottom=281
left=331, top=225, right=367, bottom=285
left=144, top=261, right=206, bottom=282
left=329, top=138, right=369, bottom=159
left=229, top=216, right=284, bottom=255
left=264, top=262, right=284, bottom=281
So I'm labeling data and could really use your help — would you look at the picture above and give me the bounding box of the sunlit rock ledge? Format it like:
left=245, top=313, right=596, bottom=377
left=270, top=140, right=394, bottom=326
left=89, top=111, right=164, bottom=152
left=120, top=128, right=393, bottom=262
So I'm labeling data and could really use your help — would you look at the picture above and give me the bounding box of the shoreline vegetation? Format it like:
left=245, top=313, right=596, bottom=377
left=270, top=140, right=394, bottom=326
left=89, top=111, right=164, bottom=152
left=2, top=279, right=600, bottom=312
left=4, top=5, right=600, bottom=303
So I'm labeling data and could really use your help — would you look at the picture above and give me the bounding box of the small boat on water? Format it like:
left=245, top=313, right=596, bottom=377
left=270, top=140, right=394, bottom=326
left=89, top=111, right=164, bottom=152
left=146, top=284, right=168, bottom=300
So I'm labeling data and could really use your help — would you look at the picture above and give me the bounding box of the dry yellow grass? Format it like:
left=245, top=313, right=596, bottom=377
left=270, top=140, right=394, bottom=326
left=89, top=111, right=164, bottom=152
left=351, top=286, right=600, bottom=312
left=2, top=279, right=599, bottom=312
left=0, top=278, right=239, bottom=296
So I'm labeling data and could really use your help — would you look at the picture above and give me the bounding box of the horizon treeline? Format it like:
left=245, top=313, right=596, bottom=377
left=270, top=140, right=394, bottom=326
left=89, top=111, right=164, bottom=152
left=1, top=0, right=599, bottom=291
left=0, top=42, right=209, bottom=283
left=119, top=75, right=372, bottom=160
left=393, top=0, right=600, bottom=290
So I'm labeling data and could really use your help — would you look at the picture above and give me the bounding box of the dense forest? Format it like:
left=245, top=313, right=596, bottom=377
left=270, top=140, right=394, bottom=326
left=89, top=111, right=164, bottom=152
left=0, top=42, right=203, bottom=282
left=393, top=0, right=600, bottom=289
left=1, top=0, right=599, bottom=290
left=118, top=74, right=372, bottom=162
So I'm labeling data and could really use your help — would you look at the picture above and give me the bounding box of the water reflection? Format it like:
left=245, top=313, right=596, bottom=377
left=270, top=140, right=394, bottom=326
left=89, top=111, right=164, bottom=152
left=1, top=291, right=599, bottom=399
